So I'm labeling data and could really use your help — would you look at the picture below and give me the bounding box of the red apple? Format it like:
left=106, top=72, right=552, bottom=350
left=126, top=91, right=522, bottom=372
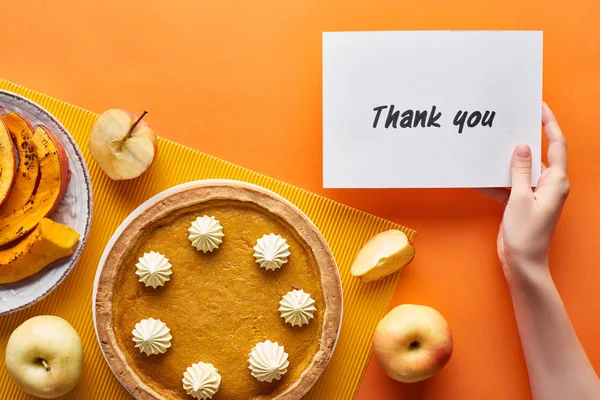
left=373, top=304, right=453, bottom=383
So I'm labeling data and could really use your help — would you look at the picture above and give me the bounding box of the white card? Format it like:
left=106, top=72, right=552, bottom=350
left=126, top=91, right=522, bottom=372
left=323, top=31, right=542, bottom=188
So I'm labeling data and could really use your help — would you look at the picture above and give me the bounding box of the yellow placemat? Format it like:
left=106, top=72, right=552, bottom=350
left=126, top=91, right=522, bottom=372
left=0, top=79, right=416, bottom=400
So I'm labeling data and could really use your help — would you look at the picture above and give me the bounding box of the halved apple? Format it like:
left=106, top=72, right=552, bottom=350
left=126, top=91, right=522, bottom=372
left=0, top=126, right=69, bottom=246
left=89, top=109, right=157, bottom=180
left=0, top=113, right=40, bottom=217
left=0, top=119, right=17, bottom=208
left=351, top=230, right=415, bottom=283
left=0, top=218, right=79, bottom=284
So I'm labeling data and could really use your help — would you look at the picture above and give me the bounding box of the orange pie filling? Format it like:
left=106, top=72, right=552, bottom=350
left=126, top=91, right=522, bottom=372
left=111, top=200, right=325, bottom=399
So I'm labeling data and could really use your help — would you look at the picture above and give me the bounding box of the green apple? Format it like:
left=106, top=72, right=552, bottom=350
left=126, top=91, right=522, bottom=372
left=5, top=315, right=83, bottom=398
left=373, top=304, right=453, bottom=383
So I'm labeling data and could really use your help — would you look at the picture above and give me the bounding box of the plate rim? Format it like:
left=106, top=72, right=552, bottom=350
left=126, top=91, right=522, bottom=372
left=92, top=179, right=343, bottom=399
left=0, top=89, right=94, bottom=316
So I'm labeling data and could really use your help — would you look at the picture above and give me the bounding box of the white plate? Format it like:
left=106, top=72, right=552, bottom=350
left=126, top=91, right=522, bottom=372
left=0, top=90, right=93, bottom=315
left=92, top=180, right=342, bottom=398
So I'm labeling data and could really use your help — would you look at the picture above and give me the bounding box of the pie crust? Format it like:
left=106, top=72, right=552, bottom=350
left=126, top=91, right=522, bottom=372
left=95, top=181, right=342, bottom=399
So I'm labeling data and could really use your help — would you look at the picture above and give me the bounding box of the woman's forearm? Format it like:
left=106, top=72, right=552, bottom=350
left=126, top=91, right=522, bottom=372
left=507, top=263, right=600, bottom=400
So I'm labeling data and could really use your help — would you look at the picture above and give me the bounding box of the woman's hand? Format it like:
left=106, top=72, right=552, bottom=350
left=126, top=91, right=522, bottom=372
left=482, top=103, right=600, bottom=399
left=480, top=103, right=570, bottom=280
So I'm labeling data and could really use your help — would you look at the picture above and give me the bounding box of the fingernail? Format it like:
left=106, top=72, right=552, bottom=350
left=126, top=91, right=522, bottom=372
left=515, top=144, right=531, bottom=158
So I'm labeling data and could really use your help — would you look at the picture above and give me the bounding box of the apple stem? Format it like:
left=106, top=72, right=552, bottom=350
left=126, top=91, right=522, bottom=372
left=41, top=359, right=51, bottom=371
left=126, top=110, right=148, bottom=139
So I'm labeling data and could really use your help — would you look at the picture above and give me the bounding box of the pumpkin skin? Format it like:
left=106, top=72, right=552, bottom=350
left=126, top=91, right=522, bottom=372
left=0, top=126, right=69, bottom=246
left=0, top=119, right=17, bottom=208
left=41, top=126, right=70, bottom=215
left=0, top=112, right=40, bottom=217
left=0, top=218, right=79, bottom=284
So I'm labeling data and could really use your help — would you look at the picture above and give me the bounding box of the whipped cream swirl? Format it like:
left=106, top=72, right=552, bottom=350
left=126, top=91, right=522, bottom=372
left=248, top=340, right=289, bottom=383
left=182, top=362, right=221, bottom=400
left=188, top=215, right=225, bottom=252
left=279, top=289, right=317, bottom=327
left=253, top=233, right=290, bottom=271
left=132, top=318, right=172, bottom=356
left=135, top=251, right=172, bottom=288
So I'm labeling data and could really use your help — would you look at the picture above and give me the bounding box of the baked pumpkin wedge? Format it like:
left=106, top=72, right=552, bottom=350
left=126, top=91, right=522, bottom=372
left=0, top=126, right=69, bottom=246
left=0, top=119, right=17, bottom=208
left=43, top=126, right=69, bottom=204
left=0, top=112, right=40, bottom=217
left=0, top=218, right=79, bottom=284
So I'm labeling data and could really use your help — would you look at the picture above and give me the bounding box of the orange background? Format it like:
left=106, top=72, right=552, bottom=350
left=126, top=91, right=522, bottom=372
left=2, top=1, right=600, bottom=399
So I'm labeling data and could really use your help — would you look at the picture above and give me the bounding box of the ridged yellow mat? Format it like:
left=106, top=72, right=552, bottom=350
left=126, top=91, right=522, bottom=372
left=0, top=79, right=416, bottom=400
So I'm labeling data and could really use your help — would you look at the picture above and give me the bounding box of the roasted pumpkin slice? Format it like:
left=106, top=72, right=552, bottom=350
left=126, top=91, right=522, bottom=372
left=0, top=218, right=79, bottom=284
left=0, top=119, right=17, bottom=208
left=0, top=113, right=40, bottom=217
left=0, top=126, right=69, bottom=246
left=41, top=126, right=69, bottom=205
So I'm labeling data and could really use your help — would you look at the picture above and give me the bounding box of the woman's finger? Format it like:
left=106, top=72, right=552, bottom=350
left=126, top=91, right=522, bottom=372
left=542, top=102, right=568, bottom=174
left=476, top=188, right=510, bottom=205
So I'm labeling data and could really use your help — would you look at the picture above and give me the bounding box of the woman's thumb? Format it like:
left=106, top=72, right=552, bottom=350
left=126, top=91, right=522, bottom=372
left=510, top=144, right=533, bottom=196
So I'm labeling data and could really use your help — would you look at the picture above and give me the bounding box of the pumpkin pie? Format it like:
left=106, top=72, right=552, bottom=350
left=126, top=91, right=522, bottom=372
left=95, top=181, right=342, bottom=399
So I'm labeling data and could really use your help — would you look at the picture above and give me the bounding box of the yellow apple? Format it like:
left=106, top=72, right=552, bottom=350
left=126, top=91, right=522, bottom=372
left=5, top=315, right=83, bottom=398
left=351, top=230, right=415, bottom=283
left=89, top=109, right=157, bottom=180
left=373, top=304, right=453, bottom=383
